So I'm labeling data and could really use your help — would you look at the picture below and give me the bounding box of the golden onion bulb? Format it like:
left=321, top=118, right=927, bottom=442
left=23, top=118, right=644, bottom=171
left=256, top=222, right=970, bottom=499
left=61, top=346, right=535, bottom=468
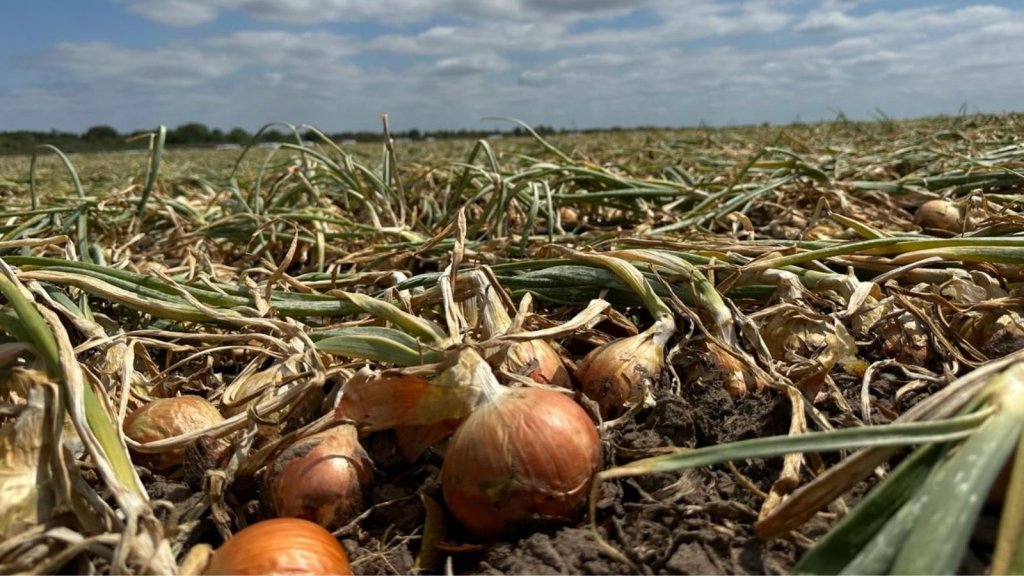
left=914, top=199, right=965, bottom=233
left=441, top=387, right=601, bottom=538
left=203, top=518, right=351, bottom=575
left=575, top=331, right=665, bottom=418
left=506, top=339, right=572, bottom=388
left=123, top=396, right=226, bottom=472
left=264, top=425, right=372, bottom=530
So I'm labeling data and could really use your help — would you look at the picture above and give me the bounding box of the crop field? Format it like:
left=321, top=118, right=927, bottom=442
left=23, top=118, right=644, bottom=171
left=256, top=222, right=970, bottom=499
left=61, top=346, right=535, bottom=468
left=2, top=113, right=1024, bottom=575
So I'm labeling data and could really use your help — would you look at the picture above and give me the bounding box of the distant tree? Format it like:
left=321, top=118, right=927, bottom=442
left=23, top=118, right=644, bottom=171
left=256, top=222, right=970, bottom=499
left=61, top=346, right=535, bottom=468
left=83, top=125, right=120, bottom=142
left=260, top=129, right=287, bottom=143
left=227, top=127, right=251, bottom=144
left=169, top=122, right=211, bottom=145
left=210, top=128, right=225, bottom=143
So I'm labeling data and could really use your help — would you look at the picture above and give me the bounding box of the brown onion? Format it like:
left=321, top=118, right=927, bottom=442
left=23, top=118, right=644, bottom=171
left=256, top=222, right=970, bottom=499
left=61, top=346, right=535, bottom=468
left=264, top=425, right=372, bottom=530
left=575, top=329, right=666, bottom=418
left=467, top=273, right=572, bottom=388
left=441, top=387, right=602, bottom=538
left=758, top=302, right=857, bottom=397
left=914, top=199, right=965, bottom=233
left=123, top=396, right=226, bottom=472
left=505, top=339, right=572, bottom=388
left=204, top=518, right=351, bottom=575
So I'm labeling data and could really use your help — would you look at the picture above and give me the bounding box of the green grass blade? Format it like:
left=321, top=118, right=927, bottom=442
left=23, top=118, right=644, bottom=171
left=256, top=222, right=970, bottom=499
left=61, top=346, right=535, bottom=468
left=338, top=292, right=448, bottom=345
left=315, top=326, right=443, bottom=365
left=0, top=275, right=60, bottom=375
left=0, top=272, right=141, bottom=495
left=839, top=487, right=929, bottom=575
left=890, top=409, right=1023, bottom=574
left=992, top=432, right=1024, bottom=574
left=483, top=117, right=572, bottom=163
left=792, top=443, right=945, bottom=574
left=135, top=125, right=166, bottom=218
left=600, top=409, right=990, bottom=480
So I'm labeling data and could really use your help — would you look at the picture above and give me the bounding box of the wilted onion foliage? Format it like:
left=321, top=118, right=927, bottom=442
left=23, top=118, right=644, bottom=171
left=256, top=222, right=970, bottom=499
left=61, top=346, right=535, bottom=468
left=1, top=113, right=1024, bottom=575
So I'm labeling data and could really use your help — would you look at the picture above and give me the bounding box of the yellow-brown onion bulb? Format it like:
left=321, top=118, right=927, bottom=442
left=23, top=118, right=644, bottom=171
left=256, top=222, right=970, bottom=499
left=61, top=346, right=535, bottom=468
left=123, top=396, right=226, bottom=472
left=575, top=330, right=665, bottom=418
left=914, top=199, right=966, bottom=233
left=203, top=518, right=351, bottom=575
left=441, top=387, right=601, bottom=538
left=467, top=276, right=572, bottom=388
left=505, top=339, right=572, bottom=388
left=264, top=425, right=373, bottom=530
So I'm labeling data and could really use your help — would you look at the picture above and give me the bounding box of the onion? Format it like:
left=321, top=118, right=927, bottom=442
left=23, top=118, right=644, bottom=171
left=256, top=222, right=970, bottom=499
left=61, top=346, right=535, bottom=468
left=467, top=273, right=571, bottom=387
left=336, top=351, right=496, bottom=461
left=123, top=395, right=226, bottom=472
left=441, top=386, right=602, bottom=538
left=559, top=206, right=580, bottom=228
left=914, top=199, right=966, bottom=233
left=758, top=302, right=857, bottom=397
left=204, top=518, right=351, bottom=575
left=504, top=339, right=572, bottom=387
left=575, top=326, right=667, bottom=418
left=264, top=425, right=372, bottom=530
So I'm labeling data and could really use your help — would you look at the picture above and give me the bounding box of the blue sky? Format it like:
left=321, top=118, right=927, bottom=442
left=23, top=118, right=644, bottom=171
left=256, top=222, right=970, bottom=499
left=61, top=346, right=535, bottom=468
left=1, top=0, right=1022, bottom=133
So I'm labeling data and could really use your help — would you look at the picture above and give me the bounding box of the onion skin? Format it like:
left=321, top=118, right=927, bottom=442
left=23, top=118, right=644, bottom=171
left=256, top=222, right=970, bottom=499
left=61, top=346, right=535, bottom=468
left=441, top=387, right=601, bottom=538
left=575, top=332, right=664, bottom=418
left=265, top=425, right=372, bottom=530
left=204, top=518, right=351, bottom=575
left=506, top=340, right=572, bottom=388
left=123, top=396, right=225, bottom=472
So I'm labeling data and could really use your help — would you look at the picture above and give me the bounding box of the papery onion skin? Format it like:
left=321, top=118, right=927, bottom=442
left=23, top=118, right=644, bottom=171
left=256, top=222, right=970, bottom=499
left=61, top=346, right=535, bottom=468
left=507, top=340, right=572, bottom=388
left=203, top=518, right=351, bottom=575
left=441, top=387, right=602, bottom=538
left=576, top=333, right=664, bottom=418
left=265, top=425, right=372, bottom=530
left=123, top=396, right=225, bottom=472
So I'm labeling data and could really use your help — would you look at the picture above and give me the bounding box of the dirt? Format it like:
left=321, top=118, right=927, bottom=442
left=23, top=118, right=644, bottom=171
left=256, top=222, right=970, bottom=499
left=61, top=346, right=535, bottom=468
left=141, top=357, right=832, bottom=575
left=339, top=381, right=810, bottom=575
left=140, top=367, right=820, bottom=575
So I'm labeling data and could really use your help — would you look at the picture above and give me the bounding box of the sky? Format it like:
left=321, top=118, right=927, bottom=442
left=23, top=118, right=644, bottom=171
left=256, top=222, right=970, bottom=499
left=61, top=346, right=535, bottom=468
left=1, top=0, right=1022, bottom=134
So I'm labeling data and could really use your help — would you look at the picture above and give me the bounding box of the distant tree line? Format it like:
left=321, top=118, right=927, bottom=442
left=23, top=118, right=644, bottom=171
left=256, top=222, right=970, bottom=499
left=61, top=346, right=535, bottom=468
left=0, top=121, right=570, bottom=155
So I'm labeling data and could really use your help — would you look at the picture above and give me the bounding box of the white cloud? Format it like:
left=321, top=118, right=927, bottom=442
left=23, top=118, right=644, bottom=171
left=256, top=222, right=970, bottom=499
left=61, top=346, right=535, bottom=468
left=796, top=4, right=1013, bottom=34
left=430, top=52, right=511, bottom=77
left=49, top=41, right=239, bottom=87
left=121, top=0, right=650, bottom=26
left=121, top=0, right=437, bottom=26
left=123, top=0, right=220, bottom=26
left=4, top=1, right=1023, bottom=132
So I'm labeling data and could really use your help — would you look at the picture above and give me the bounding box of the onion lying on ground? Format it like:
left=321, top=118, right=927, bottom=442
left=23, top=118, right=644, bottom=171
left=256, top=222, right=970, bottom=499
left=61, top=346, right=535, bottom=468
left=914, top=198, right=967, bottom=233
left=468, top=272, right=572, bottom=388
left=503, top=338, right=572, bottom=387
left=575, top=324, right=668, bottom=418
left=264, top=425, right=373, bottom=530
left=123, top=395, right=227, bottom=472
left=203, top=518, right=351, bottom=575
left=441, top=378, right=602, bottom=538
left=555, top=247, right=677, bottom=417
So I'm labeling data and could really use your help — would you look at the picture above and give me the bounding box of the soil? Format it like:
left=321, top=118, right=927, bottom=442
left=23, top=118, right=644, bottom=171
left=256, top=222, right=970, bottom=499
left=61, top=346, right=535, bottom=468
left=146, top=357, right=895, bottom=575
left=342, top=384, right=811, bottom=575
left=143, top=325, right=1007, bottom=575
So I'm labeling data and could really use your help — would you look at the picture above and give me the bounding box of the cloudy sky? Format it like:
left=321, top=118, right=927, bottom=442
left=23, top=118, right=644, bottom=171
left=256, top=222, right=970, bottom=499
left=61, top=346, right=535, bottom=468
left=2, top=0, right=1022, bottom=134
